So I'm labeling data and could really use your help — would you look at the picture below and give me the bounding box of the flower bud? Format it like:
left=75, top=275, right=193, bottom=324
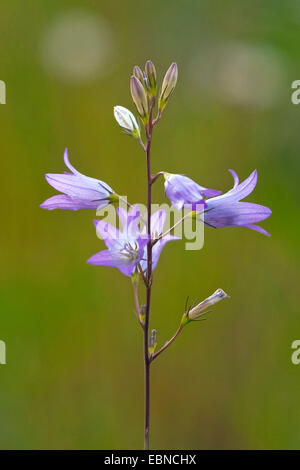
left=133, top=65, right=144, bottom=84
left=149, top=329, right=157, bottom=356
left=188, top=289, right=229, bottom=320
left=130, top=76, right=149, bottom=123
left=113, top=105, right=140, bottom=139
left=139, top=304, right=147, bottom=324
left=158, top=62, right=178, bottom=111
left=145, top=60, right=157, bottom=98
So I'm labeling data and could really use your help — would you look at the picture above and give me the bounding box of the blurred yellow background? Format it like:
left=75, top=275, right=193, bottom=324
left=0, top=0, right=299, bottom=449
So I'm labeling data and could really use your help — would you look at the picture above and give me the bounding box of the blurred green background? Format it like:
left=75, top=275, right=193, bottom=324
left=0, top=0, right=299, bottom=450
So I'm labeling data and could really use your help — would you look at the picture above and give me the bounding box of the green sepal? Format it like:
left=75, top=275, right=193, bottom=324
left=131, top=272, right=140, bottom=285
left=109, top=193, right=120, bottom=205
left=180, top=312, right=191, bottom=327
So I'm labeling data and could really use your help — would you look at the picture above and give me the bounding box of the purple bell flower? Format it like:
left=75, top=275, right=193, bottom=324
left=203, top=169, right=272, bottom=235
left=88, top=205, right=149, bottom=277
left=40, top=149, right=116, bottom=211
left=88, top=206, right=179, bottom=276
left=164, top=173, right=222, bottom=210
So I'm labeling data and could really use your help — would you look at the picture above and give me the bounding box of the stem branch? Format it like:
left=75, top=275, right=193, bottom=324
left=151, top=324, right=184, bottom=361
left=152, top=211, right=193, bottom=246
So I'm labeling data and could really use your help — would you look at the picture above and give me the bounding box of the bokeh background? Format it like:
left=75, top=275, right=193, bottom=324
left=0, top=0, right=299, bottom=450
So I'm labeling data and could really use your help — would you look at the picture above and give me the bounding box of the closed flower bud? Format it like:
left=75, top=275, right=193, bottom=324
left=133, top=65, right=145, bottom=84
left=149, top=329, right=157, bottom=356
left=158, top=62, right=178, bottom=111
left=140, top=304, right=147, bottom=324
left=145, top=60, right=157, bottom=98
left=188, top=289, right=229, bottom=321
left=113, top=105, right=141, bottom=138
left=130, top=76, right=149, bottom=122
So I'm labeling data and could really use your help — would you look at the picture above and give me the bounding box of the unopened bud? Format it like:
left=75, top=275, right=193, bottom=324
left=188, top=289, right=229, bottom=320
left=133, top=65, right=145, bottom=84
left=114, top=106, right=140, bottom=138
left=139, top=304, right=146, bottom=324
left=158, top=62, right=178, bottom=111
left=130, top=76, right=149, bottom=122
left=145, top=60, right=157, bottom=98
left=149, top=329, right=157, bottom=355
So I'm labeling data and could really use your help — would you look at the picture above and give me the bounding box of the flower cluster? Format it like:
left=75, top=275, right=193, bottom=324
left=41, top=60, right=271, bottom=276
left=41, top=156, right=271, bottom=240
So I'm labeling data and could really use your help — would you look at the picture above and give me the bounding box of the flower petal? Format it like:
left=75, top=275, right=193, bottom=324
left=201, top=188, right=222, bottom=197
left=40, top=194, right=93, bottom=210
left=139, top=234, right=180, bottom=273
left=205, top=201, right=272, bottom=227
left=164, top=173, right=221, bottom=210
left=210, top=170, right=257, bottom=204
left=118, top=264, right=137, bottom=277
left=45, top=173, right=105, bottom=202
left=94, top=219, right=121, bottom=248
left=87, top=249, right=124, bottom=267
left=151, top=210, right=166, bottom=236
left=63, top=148, right=78, bottom=175
left=243, top=224, right=271, bottom=236
left=63, top=149, right=113, bottom=194
left=228, top=169, right=239, bottom=188
left=117, top=205, right=141, bottom=238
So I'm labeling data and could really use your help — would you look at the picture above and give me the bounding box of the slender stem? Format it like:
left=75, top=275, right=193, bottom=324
left=151, top=171, right=164, bottom=185
left=144, top=288, right=151, bottom=450
left=152, top=109, right=162, bottom=127
left=133, top=281, right=140, bottom=317
left=137, top=262, right=147, bottom=287
left=138, top=138, right=146, bottom=152
left=143, top=99, right=155, bottom=450
left=151, top=324, right=183, bottom=361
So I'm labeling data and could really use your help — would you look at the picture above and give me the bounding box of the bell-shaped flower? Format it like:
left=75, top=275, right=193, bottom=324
left=88, top=205, right=149, bottom=277
left=164, top=172, right=222, bottom=210
left=202, top=169, right=272, bottom=235
left=113, top=106, right=141, bottom=139
left=40, top=149, right=116, bottom=211
left=139, top=209, right=180, bottom=273
left=88, top=206, right=180, bottom=276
